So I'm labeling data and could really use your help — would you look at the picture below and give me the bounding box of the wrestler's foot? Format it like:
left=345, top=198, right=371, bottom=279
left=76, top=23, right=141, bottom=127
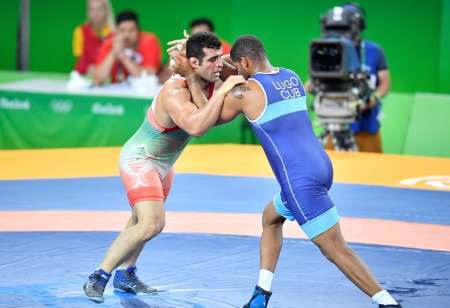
left=243, top=285, right=272, bottom=308
left=113, top=266, right=158, bottom=294
left=83, top=269, right=111, bottom=303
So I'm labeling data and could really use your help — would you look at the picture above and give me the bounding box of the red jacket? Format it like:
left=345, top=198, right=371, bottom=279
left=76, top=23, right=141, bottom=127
left=73, top=23, right=111, bottom=74
left=96, top=32, right=162, bottom=83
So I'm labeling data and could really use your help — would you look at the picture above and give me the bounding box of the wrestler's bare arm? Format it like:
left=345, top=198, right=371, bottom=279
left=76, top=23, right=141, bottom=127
left=169, top=52, right=208, bottom=109
left=162, top=76, right=245, bottom=137
left=184, top=74, right=208, bottom=109
left=217, top=80, right=264, bottom=124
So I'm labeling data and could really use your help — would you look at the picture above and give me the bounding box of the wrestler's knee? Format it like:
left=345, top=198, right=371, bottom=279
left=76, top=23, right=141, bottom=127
left=138, top=220, right=165, bottom=242
left=314, top=228, right=352, bottom=264
left=262, top=203, right=285, bottom=229
left=319, top=242, right=352, bottom=264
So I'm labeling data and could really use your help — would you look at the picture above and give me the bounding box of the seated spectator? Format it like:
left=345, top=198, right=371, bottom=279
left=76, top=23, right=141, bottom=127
left=72, top=0, right=114, bottom=75
left=93, top=10, right=162, bottom=85
left=190, top=18, right=231, bottom=54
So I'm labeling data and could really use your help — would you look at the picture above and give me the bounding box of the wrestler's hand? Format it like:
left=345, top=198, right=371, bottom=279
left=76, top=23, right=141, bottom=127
left=218, top=75, right=246, bottom=95
left=170, top=51, right=195, bottom=77
left=220, top=54, right=238, bottom=78
left=221, top=54, right=233, bottom=65
left=166, top=30, right=190, bottom=55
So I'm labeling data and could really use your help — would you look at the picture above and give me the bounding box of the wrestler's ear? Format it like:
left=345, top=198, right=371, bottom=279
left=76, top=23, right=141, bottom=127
left=189, top=57, right=200, bottom=70
left=240, top=57, right=250, bottom=70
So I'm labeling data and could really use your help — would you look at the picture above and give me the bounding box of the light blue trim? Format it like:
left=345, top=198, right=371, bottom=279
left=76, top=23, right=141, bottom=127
left=256, top=96, right=307, bottom=124
left=253, top=68, right=280, bottom=75
left=301, top=207, right=340, bottom=239
left=273, top=192, right=295, bottom=221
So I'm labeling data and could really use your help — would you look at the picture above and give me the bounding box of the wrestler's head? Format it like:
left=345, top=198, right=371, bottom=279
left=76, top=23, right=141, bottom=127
left=186, top=32, right=223, bottom=82
left=230, top=35, right=266, bottom=79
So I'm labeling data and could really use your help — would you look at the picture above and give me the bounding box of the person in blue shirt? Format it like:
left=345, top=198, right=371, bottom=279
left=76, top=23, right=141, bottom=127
left=346, top=2, right=390, bottom=153
left=310, top=3, right=391, bottom=153
left=171, top=34, right=401, bottom=307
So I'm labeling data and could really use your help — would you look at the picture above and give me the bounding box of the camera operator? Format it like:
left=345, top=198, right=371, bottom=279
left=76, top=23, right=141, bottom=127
left=308, top=2, right=391, bottom=153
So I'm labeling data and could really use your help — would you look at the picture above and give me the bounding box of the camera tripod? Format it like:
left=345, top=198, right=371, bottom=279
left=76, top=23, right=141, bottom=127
left=319, top=124, right=358, bottom=152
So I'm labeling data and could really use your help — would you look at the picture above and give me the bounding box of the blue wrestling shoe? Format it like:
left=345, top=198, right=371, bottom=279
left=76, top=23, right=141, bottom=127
left=113, top=266, right=158, bottom=294
left=243, top=285, right=272, bottom=308
left=83, top=269, right=111, bottom=303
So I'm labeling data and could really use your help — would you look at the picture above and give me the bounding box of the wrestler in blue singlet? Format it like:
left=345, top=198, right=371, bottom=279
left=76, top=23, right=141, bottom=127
left=248, top=68, right=339, bottom=238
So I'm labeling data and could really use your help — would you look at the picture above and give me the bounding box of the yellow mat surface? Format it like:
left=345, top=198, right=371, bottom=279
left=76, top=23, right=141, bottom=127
left=1, top=144, right=449, bottom=191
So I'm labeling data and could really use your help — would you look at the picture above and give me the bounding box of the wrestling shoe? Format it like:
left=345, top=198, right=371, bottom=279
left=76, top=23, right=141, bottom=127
left=83, top=268, right=111, bottom=303
left=243, top=285, right=272, bottom=308
left=113, top=266, right=158, bottom=294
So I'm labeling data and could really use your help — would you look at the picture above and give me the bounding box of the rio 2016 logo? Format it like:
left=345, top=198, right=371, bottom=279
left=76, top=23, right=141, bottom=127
left=50, top=99, right=73, bottom=114
left=400, top=176, right=450, bottom=190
